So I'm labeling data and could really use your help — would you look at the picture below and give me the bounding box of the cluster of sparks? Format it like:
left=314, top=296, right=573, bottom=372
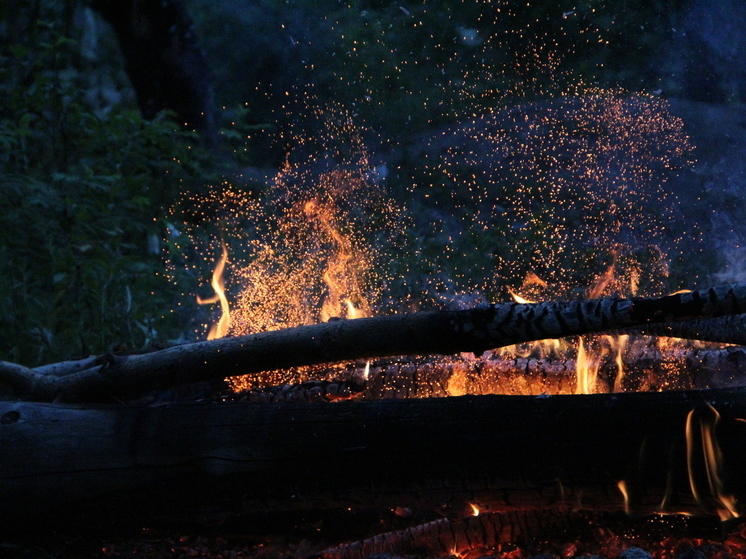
left=168, top=104, right=401, bottom=341
left=159, top=0, right=744, bottom=523
left=414, top=90, right=694, bottom=303
left=168, top=0, right=700, bottom=393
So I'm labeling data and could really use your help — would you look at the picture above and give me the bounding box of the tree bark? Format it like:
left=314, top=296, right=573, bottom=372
left=5, top=284, right=746, bottom=402
left=622, top=313, right=746, bottom=345
left=91, top=0, right=219, bottom=144
left=1, top=388, right=745, bottom=530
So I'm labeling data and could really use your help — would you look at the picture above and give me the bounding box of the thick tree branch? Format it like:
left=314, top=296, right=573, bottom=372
left=7, top=284, right=744, bottom=403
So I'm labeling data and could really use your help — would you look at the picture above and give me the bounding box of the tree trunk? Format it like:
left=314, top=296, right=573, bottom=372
left=91, top=0, right=219, bottom=144
left=2, top=388, right=746, bottom=530
left=5, top=284, right=746, bottom=402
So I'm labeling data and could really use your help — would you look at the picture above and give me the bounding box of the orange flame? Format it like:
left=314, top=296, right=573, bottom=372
left=508, top=289, right=535, bottom=304
left=588, top=263, right=616, bottom=299
left=196, top=242, right=231, bottom=340
left=606, top=334, right=628, bottom=393
left=575, top=337, right=603, bottom=394
left=305, top=197, right=372, bottom=322
left=686, top=405, right=739, bottom=520
left=617, top=480, right=630, bottom=514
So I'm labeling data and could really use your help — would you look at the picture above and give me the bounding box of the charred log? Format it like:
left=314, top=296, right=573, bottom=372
left=1, top=388, right=746, bottom=530
left=314, top=509, right=586, bottom=559
left=624, top=313, right=746, bottom=346
left=230, top=346, right=746, bottom=403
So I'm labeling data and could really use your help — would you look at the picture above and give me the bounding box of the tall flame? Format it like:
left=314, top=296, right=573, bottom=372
left=575, top=337, right=603, bottom=394
left=606, top=334, right=628, bottom=393
left=617, top=480, right=630, bottom=514
left=588, top=263, right=616, bottom=299
left=196, top=242, right=231, bottom=340
left=686, top=405, right=739, bottom=520
left=304, top=196, right=372, bottom=322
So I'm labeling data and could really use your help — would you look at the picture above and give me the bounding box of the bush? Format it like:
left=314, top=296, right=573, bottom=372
left=0, top=10, right=220, bottom=365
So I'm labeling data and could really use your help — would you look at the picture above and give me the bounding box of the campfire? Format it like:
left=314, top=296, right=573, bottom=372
left=3, top=16, right=746, bottom=559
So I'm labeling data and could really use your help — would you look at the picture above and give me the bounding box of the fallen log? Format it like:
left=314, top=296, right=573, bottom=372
left=3, top=284, right=746, bottom=403
left=2, top=388, right=746, bottom=531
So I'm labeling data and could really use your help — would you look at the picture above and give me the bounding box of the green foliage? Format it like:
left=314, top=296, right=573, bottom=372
left=0, top=13, right=221, bottom=365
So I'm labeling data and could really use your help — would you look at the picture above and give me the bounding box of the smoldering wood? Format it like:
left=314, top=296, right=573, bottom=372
left=233, top=346, right=746, bottom=403
left=2, top=388, right=746, bottom=530
left=314, top=509, right=586, bottom=559
left=6, top=284, right=746, bottom=403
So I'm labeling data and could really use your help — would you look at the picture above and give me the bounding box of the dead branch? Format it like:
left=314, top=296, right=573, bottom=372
left=624, top=314, right=746, bottom=345
left=5, top=284, right=746, bottom=402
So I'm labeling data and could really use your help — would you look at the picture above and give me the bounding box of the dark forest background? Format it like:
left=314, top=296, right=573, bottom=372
left=2, top=0, right=746, bottom=366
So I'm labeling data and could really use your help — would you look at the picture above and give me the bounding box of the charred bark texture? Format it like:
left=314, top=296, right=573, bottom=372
left=4, top=284, right=746, bottom=402
left=1, top=389, right=746, bottom=531
left=91, top=0, right=218, bottom=143
left=314, top=509, right=586, bottom=559
left=626, top=313, right=746, bottom=346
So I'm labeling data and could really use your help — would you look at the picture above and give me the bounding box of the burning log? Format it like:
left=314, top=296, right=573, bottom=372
left=1, top=388, right=745, bottom=530
left=2, top=284, right=746, bottom=402
left=232, top=346, right=746, bottom=402
left=313, top=509, right=586, bottom=559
